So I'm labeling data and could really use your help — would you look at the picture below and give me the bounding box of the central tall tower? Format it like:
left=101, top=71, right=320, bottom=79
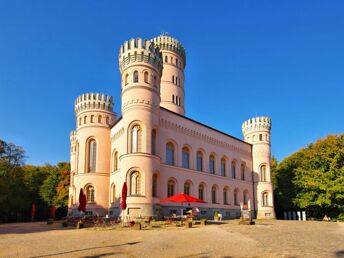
left=152, top=35, right=186, bottom=115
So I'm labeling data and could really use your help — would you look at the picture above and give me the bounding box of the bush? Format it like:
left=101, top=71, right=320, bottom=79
left=337, top=213, right=344, bottom=222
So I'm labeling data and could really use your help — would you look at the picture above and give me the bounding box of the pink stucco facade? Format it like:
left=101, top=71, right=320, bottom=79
left=69, top=35, right=275, bottom=219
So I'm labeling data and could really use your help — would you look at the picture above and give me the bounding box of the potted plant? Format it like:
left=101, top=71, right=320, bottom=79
left=214, top=211, right=219, bottom=221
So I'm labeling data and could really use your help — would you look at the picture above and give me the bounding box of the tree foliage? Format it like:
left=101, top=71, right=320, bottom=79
left=272, top=134, right=344, bottom=218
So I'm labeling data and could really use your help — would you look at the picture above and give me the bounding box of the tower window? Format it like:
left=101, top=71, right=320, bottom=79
left=196, top=151, right=203, bottom=171
left=166, top=142, right=175, bottom=165
left=130, top=171, right=141, bottom=195
left=198, top=184, right=204, bottom=200
left=172, top=95, right=175, bottom=103
left=151, top=129, right=156, bottom=155
left=87, top=139, right=97, bottom=172
left=259, top=134, right=263, bottom=141
left=90, top=115, right=94, bottom=123
left=262, top=191, right=269, bottom=206
left=167, top=179, right=175, bottom=197
left=152, top=174, right=158, bottom=197
left=133, top=71, right=139, bottom=83
left=86, top=185, right=95, bottom=202
left=125, top=74, right=129, bottom=85
left=172, top=75, right=174, bottom=84
left=260, top=165, right=267, bottom=182
left=144, top=71, right=149, bottom=83
left=165, top=55, right=168, bottom=63
left=182, top=147, right=190, bottom=169
left=131, top=125, right=142, bottom=153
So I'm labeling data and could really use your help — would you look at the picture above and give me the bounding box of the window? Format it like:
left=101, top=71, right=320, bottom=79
left=221, top=158, right=226, bottom=176
left=243, top=191, right=249, bottom=206
left=166, top=142, right=175, bottom=165
left=259, top=134, right=263, bottom=141
left=172, top=95, right=175, bottom=103
left=211, top=186, right=217, bottom=204
left=260, top=165, right=267, bottom=182
left=209, top=155, right=215, bottom=174
left=79, top=117, right=81, bottom=126
left=198, top=184, right=204, bottom=200
left=152, top=174, right=158, bottom=197
left=231, top=161, right=236, bottom=178
left=86, top=185, right=95, bottom=202
left=196, top=151, right=203, bottom=171
left=106, top=116, right=109, bottom=125
left=98, top=115, right=101, bottom=123
left=165, top=55, right=168, bottom=63
left=262, top=192, right=269, bottom=206
left=223, top=188, right=228, bottom=204
left=151, top=130, right=156, bottom=155
left=90, top=115, right=94, bottom=123
left=241, top=163, right=245, bottom=180
left=172, top=75, right=174, bottom=84
left=182, top=147, right=190, bottom=169
left=144, top=71, right=149, bottom=83
left=113, top=151, right=118, bottom=171
left=133, top=71, right=139, bottom=83
left=234, top=189, right=239, bottom=205
left=184, top=182, right=190, bottom=195
left=131, top=125, right=142, bottom=153
left=84, top=116, right=87, bottom=124
left=130, top=171, right=141, bottom=195
left=167, top=180, right=175, bottom=197
left=153, top=75, right=157, bottom=88
left=111, top=184, right=116, bottom=203
left=88, top=139, right=97, bottom=172
left=125, top=74, right=129, bottom=85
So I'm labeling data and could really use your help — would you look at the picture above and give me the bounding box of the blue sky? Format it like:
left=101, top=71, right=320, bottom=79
left=0, top=1, right=343, bottom=165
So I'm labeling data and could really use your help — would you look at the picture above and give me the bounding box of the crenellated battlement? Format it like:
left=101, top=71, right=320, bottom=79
left=70, top=130, right=76, bottom=142
left=75, top=93, right=114, bottom=115
left=242, top=116, right=272, bottom=136
left=152, top=35, right=186, bottom=66
left=118, top=38, right=163, bottom=74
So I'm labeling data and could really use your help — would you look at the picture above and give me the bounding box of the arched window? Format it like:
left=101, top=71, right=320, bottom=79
left=223, top=188, right=228, bottom=204
left=184, top=181, right=190, bottom=195
left=260, top=165, right=267, bottom=182
left=221, top=158, right=226, bottom=176
left=131, top=125, right=142, bottom=153
left=234, top=189, right=239, bottom=205
left=172, top=94, right=175, bottom=103
left=152, top=174, right=158, bottom=197
left=130, top=171, right=141, bottom=195
left=144, top=71, right=149, bottom=83
left=113, top=151, right=118, bottom=171
left=262, top=191, right=269, bottom=206
left=90, top=115, right=94, bottom=123
left=196, top=151, right=203, bottom=171
left=198, top=184, right=204, bottom=200
left=167, top=179, right=175, bottom=197
left=86, top=185, right=95, bottom=202
left=79, top=117, right=81, bottom=126
left=153, top=75, right=157, bottom=88
left=111, top=184, right=116, bottom=203
left=259, top=134, right=263, bottom=141
left=165, top=55, right=168, bottom=63
left=106, top=116, right=109, bottom=125
left=172, top=75, right=174, bottom=84
left=182, top=147, right=190, bottom=169
left=243, top=191, right=249, bottom=206
left=241, top=163, right=245, bottom=180
left=209, top=155, right=215, bottom=174
left=84, top=116, right=87, bottom=124
left=98, top=115, right=102, bottom=123
left=211, top=185, right=217, bottom=204
left=231, top=161, right=236, bottom=178
left=125, top=73, right=129, bottom=85
left=133, top=71, right=139, bottom=83
left=166, top=142, right=174, bottom=165
left=88, top=139, right=97, bottom=172
left=151, top=130, right=156, bottom=155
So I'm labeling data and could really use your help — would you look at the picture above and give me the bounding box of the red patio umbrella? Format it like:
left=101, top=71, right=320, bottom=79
left=78, top=188, right=86, bottom=213
left=160, top=193, right=205, bottom=217
left=121, top=182, right=127, bottom=222
left=31, top=203, right=36, bottom=222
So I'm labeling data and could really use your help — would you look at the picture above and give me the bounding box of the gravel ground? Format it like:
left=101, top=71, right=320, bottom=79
left=0, top=220, right=343, bottom=258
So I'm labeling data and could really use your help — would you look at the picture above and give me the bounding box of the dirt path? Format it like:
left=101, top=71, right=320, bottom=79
left=0, top=220, right=343, bottom=258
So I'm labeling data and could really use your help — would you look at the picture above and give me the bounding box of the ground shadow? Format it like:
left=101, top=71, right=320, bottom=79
left=0, top=221, right=74, bottom=235
left=336, top=250, right=344, bottom=257
left=30, top=242, right=141, bottom=258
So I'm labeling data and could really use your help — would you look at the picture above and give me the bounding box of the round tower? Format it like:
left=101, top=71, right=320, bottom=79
left=152, top=34, right=186, bottom=115
left=69, top=93, right=116, bottom=215
left=118, top=38, right=163, bottom=217
left=242, top=116, right=275, bottom=219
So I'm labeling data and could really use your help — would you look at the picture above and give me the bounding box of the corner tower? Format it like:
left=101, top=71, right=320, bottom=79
left=118, top=38, right=163, bottom=217
left=242, top=116, right=276, bottom=219
left=152, top=34, right=186, bottom=115
left=69, top=93, right=115, bottom=215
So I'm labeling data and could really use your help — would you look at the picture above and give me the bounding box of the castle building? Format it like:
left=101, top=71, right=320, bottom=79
left=69, top=35, right=275, bottom=219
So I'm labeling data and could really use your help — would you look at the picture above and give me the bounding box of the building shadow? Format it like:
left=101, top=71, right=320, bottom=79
left=29, top=242, right=141, bottom=258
